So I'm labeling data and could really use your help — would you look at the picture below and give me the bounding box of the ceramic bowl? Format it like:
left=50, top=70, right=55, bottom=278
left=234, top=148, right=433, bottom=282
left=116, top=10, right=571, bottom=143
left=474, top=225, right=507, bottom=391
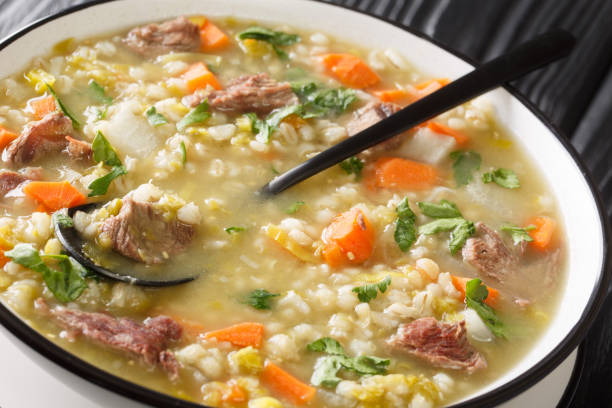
left=0, top=0, right=609, bottom=407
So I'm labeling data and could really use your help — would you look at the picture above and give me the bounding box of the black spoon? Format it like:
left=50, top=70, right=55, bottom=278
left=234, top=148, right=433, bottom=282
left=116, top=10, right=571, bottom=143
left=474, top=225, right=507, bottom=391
left=260, top=29, right=575, bottom=195
left=55, top=29, right=575, bottom=286
left=54, top=204, right=199, bottom=286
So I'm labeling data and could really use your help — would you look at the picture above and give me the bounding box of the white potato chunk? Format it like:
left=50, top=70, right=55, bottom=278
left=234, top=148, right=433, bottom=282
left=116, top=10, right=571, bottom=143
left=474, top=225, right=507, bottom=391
left=397, top=127, right=457, bottom=165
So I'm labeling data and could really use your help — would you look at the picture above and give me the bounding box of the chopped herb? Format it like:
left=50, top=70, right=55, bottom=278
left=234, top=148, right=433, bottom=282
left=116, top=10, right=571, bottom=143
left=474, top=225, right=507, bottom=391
left=465, top=278, right=507, bottom=338
left=88, top=131, right=126, bottom=197
left=249, top=104, right=304, bottom=143
left=339, top=157, right=364, bottom=179
left=448, top=220, right=475, bottom=255
left=482, top=168, right=520, bottom=189
left=177, top=99, right=211, bottom=131
left=145, top=106, right=168, bottom=127
left=5, top=243, right=88, bottom=302
left=180, top=141, right=187, bottom=166
left=352, top=276, right=391, bottom=303
left=292, top=81, right=357, bottom=115
left=307, top=337, right=389, bottom=387
left=418, top=217, right=466, bottom=235
left=417, top=199, right=462, bottom=218
left=238, top=26, right=300, bottom=59
left=285, top=200, right=305, bottom=214
left=450, top=151, right=481, bottom=186
left=52, top=212, right=74, bottom=228
left=87, top=80, right=112, bottom=105
left=45, top=82, right=81, bottom=129
left=271, top=166, right=280, bottom=175
left=241, top=289, right=280, bottom=310
left=95, top=106, right=108, bottom=121
left=500, top=223, right=535, bottom=245
left=394, top=198, right=417, bottom=252
left=225, top=226, right=246, bottom=234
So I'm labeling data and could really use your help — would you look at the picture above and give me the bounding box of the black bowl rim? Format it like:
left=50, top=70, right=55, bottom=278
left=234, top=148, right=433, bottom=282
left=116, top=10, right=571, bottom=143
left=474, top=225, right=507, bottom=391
left=0, top=1, right=609, bottom=407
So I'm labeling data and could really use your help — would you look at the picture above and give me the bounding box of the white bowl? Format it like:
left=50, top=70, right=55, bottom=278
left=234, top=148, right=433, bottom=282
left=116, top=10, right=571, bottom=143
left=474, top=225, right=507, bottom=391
left=0, top=0, right=609, bottom=407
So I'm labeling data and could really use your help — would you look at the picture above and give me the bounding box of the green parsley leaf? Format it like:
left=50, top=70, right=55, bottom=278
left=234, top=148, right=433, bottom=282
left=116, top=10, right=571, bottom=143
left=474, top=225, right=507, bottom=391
left=307, top=337, right=389, bottom=388
left=270, top=166, right=280, bottom=175
left=91, top=130, right=121, bottom=167
left=88, top=165, right=127, bottom=197
left=5, top=244, right=88, bottom=303
left=95, top=106, right=108, bottom=121
left=352, top=276, right=391, bottom=303
left=180, top=141, right=187, bottom=166
left=339, top=157, right=364, bottom=179
left=450, top=150, right=482, bottom=186
left=238, top=26, right=299, bottom=59
left=394, top=198, right=417, bottom=252
left=52, top=212, right=73, bottom=228
left=482, top=168, right=520, bottom=189
left=225, top=226, right=246, bottom=234
left=291, top=81, right=357, bottom=115
left=87, top=80, right=112, bottom=105
left=45, top=82, right=81, bottom=129
left=417, top=199, right=462, bottom=218
left=418, top=217, right=466, bottom=235
left=145, top=106, right=168, bottom=127
left=307, top=337, right=346, bottom=355
left=500, top=223, right=535, bottom=245
left=449, top=220, right=475, bottom=255
left=250, top=105, right=304, bottom=143
left=465, top=278, right=507, bottom=338
left=285, top=200, right=305, bottom=214
left=177, top=99, right=211, bottom=131
left=241, top=289, right=280, bottom=310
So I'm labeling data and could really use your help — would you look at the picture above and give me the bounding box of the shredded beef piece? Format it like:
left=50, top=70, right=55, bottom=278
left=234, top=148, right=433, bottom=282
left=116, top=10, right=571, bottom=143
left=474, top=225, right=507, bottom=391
left=0, top=167, right=42, bottom=196
left=3, top=112, right=72, bottom=166
left=346, top=101, right=404, bottom=154
left=124, top=16, right=200, bottom=57
left=462, top=222, right=517, bottom=282
left=387, top=317, right=486, bottom=373
left=64, top=136, right=93, bottom=161
left=188, top=73, right=298, bottom=115
left=100, top=198, right=194, bottom=264
left=35, top=298, right=182, bottom=379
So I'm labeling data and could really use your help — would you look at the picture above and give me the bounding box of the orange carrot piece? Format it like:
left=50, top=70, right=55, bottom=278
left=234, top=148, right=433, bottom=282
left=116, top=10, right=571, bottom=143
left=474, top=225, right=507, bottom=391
left=322, top=208, right=375, bottom=267
left=528, top=216, right=556, bottom=251
left=320, top=53, right=379, bottom=88
left=183, top=62, right=222, bottom=92
left=451, top=275, right=499, bottom=307
left=365, top=157, right=438, bottom=190
left=261, top=362, right=316, bottom=405
left=0, top=124, right=18, bottom=150
left=414, top=78, right=450, bottom=90
left=222, top=380, right=248, bottom=404
left=199, top=20, right=230, bottom=52
left=23, top=181, right=86, bottom=212
left=372, top=88, right=410, bottom=103
left=28, top=95, right=57, bottom=120
left=203, top=322, right=265, bottom=348
left=427, top=121, right=469, bottom=145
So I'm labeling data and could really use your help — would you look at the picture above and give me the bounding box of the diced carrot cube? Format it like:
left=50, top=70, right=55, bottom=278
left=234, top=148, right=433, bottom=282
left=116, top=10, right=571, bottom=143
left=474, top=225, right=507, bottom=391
left=182, top=62, right=222, bottom=92
left=0, top=125, right=18, bottom=150
left=199, top=20, right=230, bottom=52
left=320, top=53, right=380, bottom=88
left=427, top=121, right=469, bottom=145
left=365, top=157, right=438, bottom=190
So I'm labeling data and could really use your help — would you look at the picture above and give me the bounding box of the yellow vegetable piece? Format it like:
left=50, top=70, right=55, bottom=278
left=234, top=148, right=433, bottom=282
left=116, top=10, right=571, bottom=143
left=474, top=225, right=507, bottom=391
left=231, top=346, right=263, bottom=374
left=240, top=38, right=273, bottom=57
left=489, top=138, right=513, bottom=149
left=25, top=69, right=56, bottom=94
left=264, top=224, right=318, bottom=263
left=354, top=271, right=406, bottom=284
left=52, top=37, right=76, bottom=54
left=236, top=115, right=254, bottom=132
left=187, top=15, right=206, bottom=27
left=248, top=397, right=284, bottom=408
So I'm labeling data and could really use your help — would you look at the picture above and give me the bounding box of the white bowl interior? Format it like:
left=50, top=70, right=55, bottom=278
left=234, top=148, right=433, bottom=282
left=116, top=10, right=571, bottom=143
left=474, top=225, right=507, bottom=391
left=0, top=0, right=605, bottom=404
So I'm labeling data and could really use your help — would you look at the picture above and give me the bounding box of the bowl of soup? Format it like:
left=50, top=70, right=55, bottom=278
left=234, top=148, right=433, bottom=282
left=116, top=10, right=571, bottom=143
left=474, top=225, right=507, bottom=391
left=0, top=0, right=608, bottom=407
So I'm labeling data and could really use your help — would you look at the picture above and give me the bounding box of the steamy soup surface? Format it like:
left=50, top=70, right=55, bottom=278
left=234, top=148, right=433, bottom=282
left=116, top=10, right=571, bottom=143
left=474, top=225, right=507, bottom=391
left=0, top=15, right=565, bottom=408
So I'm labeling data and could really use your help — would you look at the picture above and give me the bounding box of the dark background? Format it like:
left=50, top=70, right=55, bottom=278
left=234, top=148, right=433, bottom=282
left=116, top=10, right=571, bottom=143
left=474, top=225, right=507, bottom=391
left=1, top=0, right=612, bottom=406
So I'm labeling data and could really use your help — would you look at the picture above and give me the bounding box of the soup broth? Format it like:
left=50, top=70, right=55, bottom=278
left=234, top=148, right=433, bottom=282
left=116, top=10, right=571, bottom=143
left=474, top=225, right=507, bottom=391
left=0, top=15, right=565, bottom=408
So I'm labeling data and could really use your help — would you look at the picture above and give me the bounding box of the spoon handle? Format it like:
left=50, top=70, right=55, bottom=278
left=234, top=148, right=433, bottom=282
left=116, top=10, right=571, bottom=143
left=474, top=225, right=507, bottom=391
left=260, top=29, right=575, bottom=195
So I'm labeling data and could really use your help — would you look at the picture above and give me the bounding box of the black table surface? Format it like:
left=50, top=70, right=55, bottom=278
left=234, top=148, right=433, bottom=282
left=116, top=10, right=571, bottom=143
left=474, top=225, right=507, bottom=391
left=1, top=0, right=612, bottom=406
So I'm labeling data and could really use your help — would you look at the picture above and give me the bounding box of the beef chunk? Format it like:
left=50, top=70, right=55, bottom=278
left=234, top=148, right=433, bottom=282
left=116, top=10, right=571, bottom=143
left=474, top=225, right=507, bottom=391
left=346, top=102, right=404, bottom=153
left=35, top=298, right=182, bottom=379
left=3, top=112, right=72, bottom=166
left=100, top=198, right=194, bottom=264
left=64, top=136, right=93, bottom=161
left=387, top=317, right=486, bottom=373
left=124, top=16, right=200, bottom=57
left=0, top=167, right=42, bottom=196
left=462, top=222, right=517, bottom=282
left=188, top=73, right=298, bottom=115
